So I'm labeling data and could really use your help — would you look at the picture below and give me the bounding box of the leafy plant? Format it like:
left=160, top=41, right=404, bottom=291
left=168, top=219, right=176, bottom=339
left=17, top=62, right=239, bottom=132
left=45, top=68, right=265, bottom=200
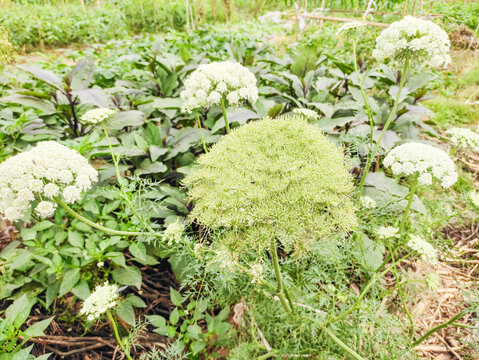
left=147, top=288, right=232, bottom=357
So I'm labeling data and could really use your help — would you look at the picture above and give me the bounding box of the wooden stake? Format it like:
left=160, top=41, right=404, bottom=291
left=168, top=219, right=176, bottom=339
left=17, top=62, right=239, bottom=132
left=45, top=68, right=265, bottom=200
left=402, top=0, right=408, bottom=18
left=299, top=14, right=389, bottom=28
left=411, top=0, right=417, bottom=15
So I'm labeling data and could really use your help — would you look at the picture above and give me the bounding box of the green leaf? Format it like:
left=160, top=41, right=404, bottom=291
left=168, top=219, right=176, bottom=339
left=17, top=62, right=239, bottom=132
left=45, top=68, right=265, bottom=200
left=68, top=58, right=95, bottom=91
left=11, top=345, right=34, bottom=360
left=116, top=302, right=135, bottom=326
left=20, top=228, right=37, bottom=241
left=187, top=323, right=202, bottom=340
left=23, top=318, right=53, bottom=338
left=146, top=315, right=166, bottom=328
left=169, top=308, right=180, bottom=325
left=5, top=294, right=34, bottom=329
left=129, top=243, right=146, bottom=262
left=72, top=279, right=90, bottom=300
left=107, top=252, right=126, bottom=268
left=125, top=294, right=147, bottom=308
left=68, top=231, right=84, bottom=248
left=112, top=266, right=142, bottom=289
left=59, top=268, right=81, bottom=297
left=18, top=65, right=63, bottom=90
left=134, top=159, right=167, bottom=175
left=192, top=340, right=207, bottom=354
left=106, top=111, right=146, bottom=130
left=0, top=94, right=56, bottom=115
left=170, top=288, right=184, bottom=307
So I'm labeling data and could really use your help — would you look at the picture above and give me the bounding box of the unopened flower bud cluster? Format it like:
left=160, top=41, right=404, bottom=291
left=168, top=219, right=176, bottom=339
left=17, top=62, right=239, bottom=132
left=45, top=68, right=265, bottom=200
left=80, top=282, right=120, bottom=321
left=292, top=108, right=320, bottom=120
left=446, top=127, right=479, bottom=153
left=81, top=108, right=117, bottom=125
left=163, top=220, right=185, bottom=246
left=181, top=61, right=258, bottom=112
left=407, top=235, right=438, bottom=265
left=0, top=141, right=98, bottom=222
left=337, top=21, right=366, bottom=37
left=373, top=16, right=451, bottom=68
left=383, top=142, right=457, bottom=188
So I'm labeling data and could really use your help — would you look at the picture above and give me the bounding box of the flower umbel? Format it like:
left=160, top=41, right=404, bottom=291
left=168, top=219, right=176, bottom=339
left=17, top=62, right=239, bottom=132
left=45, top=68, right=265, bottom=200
left=372, top=16, right=450, bottom=68
left=446, top=127, right=479, bottom=153
left=80, top=283, right=120, bottom=321
left=180, top=61, right=258, bottom=112
left=0, top=141, right=98, bottom=222
left=407, top=235, right=438, bottom=265
left=337, top=21, right=366, bottom=37
left=292, top=108, right=320, bottom=121
left=163, top=220, right=185, bottom=246
left=360, top=196, right=377, bottom=210
left=376, top=226, right=400, bottom=240
left=183, top=115, right=357, bottom=257
left=81, top=108, right=117, bottom=125
left=383, top=142, right=457, bottom=188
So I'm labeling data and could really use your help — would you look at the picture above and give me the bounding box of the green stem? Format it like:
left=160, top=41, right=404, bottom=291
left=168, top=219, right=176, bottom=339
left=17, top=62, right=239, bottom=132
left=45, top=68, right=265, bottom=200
left=357, top=57, right=410, bottom=195
left=107, top=311, right=134, bottom=360
left=353, top=43, right=375, bottom=149
left=270, top=241, right=293, bottom=315
left=426, top=207, right=469, bottom=229
left=330, top=252, right=412, bottom=324
left=196, top=112, right=208, bottom=153
left=102, top=126, right=155, bottom=233
left=55, top=197, right=162, bottom=238
left=102, top=126, right=122, bottom=183
left=449, top=144, right=459, bottom=156
left=397, top=310, right=467, bottom=359
left=399, top=176, right=418, bottom=234
left=256, top=351, right=277, bottom=360
left=221, top=98, right=231, bottom=134
left=388, top=244, right=415, bottom=337
left=319, top=325, right=365, bottom=360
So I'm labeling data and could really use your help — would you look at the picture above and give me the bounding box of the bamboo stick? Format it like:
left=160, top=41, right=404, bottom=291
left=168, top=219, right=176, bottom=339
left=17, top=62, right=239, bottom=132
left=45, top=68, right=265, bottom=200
left=323, top=8, right=443, bottom=17
left=298, top=14, right=389, bottom=28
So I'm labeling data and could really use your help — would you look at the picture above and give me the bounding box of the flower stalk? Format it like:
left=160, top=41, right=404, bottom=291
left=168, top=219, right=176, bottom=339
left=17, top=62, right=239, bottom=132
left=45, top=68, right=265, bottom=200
left=196, top=112, right=208, bottom=152
left=357, top=57, right=410, bottom=195
left=107, top=311, right=134, bottom=360
left=221, top=98, right=231, bottom=134
left=55, top=197, right=162, bottom=238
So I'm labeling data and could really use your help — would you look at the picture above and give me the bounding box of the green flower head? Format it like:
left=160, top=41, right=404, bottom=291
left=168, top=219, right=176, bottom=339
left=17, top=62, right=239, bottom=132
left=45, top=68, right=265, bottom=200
left=183, top=115, right=357, bottom=257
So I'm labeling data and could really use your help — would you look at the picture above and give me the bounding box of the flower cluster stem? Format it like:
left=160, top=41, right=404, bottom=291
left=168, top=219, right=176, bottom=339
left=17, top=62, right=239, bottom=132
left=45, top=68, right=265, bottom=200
left=107, top=311, right=134, bottom=360
left=270, top=241, right=293, bottom=315
left=196, top=112, right=208, bottom=152
left=399, top=175, right=418, bottom=234
left=221, top=98, right=231, bottom=134
left=102, top=126, right=155, bottom=233
left=55, top=197, right=162, bottom=238
left=353, top=43, right=375, bottom=149
left=357, top=57, right=410, bottom=195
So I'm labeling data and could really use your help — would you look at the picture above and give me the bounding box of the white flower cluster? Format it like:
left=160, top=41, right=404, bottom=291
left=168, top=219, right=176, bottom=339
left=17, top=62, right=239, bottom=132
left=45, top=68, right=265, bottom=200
left=376, top=226, right=400, bottom=240
left=337, top=21, right=366, bottom=37
left=80, top=108, right=116, bottom=125
left=383, top=142, right=457, bottom=188
left=373, top=16, right=451, bottom=68
left=407, top=235, right=438, bottom=265
left=469, top=191, right=479, bottom=210
left=360, top=195, right=377, bottom=209
left=248, top=263, right=264, bottom=284
left=292, top=108, right=320, bottom=120
left=0, top=141, right=98, bottom=222
left=180, top=61, right=258, bottom=112
left=446, top=127, right=479, bottom=153
left=80, top=283, right=120, bottom=321
left=163, top=220, right=185, bottom=246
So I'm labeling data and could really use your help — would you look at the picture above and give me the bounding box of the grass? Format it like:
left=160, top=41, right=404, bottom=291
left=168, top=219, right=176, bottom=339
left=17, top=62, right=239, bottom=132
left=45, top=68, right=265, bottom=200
left=425, top=50, right=479, bottom=128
